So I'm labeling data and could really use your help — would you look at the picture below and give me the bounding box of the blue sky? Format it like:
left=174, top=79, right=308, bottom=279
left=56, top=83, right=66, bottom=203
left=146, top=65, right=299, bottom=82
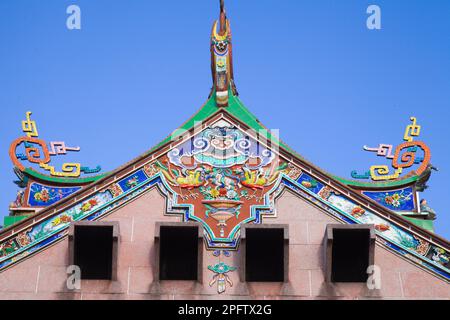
left=0, top=0, right=449, bottom=238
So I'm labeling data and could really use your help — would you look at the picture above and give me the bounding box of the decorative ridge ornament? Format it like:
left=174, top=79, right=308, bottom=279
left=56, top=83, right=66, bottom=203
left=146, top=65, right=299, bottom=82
left=211, top=0, right=237, bottom=108
left=5, top=111, right=104, bottom=216
left=9, top=111, right=101, bottom=179
left=1, top=3, right=448, bottom=285
left=1, top=114, right=448, bottom=280
left=351, top=117, right=432, bottom=182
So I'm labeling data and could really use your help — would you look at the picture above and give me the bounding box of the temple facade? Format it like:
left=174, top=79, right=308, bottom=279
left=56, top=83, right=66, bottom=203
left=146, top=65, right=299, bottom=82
left=0, top=2, right=448, bottom=299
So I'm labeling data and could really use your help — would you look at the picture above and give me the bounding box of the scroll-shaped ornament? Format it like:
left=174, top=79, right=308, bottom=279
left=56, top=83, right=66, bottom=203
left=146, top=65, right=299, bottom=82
left=48, top=141, right=80, bottom=155
left=9, top=137, right=51, bottom=171
left=351, top=170, right=370, bottom=179
left=392, top=141, right=431, bottom=176
left=403, top=117, right=421, bottom=142
left=370, top=165, right=403, bottom=181
left=363, top=144, right=394, bottom=159
left=39, top=162, right=81, bottom=178
left=21, top=111, right=38, bottom=137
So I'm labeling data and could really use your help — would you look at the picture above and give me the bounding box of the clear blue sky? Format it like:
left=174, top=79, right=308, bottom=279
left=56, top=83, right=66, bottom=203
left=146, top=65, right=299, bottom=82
left=0, top=0, right=449, bottom=238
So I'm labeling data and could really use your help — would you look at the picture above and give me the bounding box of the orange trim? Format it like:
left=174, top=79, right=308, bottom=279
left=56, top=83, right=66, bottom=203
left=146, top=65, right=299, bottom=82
left=9, top=137, right=51, bottom=171
left=393, top=141, right=431, bottom=176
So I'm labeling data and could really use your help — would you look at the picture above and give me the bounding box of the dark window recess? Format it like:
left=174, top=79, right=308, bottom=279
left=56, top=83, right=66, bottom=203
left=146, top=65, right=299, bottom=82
left=159, top=226, right=198, bottom=280
left=74, top=225, right=113, bottom=280
left=331, top=228, right=370, bottom=282
left=246, top=228, right=284, bottom=282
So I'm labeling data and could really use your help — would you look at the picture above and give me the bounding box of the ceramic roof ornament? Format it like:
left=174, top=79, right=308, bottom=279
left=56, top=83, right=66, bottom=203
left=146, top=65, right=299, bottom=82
left=1, top=0, right=448, bottom=284
left=211, top=0, right=237, bottom=107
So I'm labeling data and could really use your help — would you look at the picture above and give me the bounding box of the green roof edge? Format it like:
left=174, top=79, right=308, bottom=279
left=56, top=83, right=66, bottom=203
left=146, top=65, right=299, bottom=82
left=8, top=89, right=434, bottom=235
left=332, top=174, right=419, bottom=188
left=144, top=89, right=421, bottom=190
left=402, top=216, right=434, bottom=233
left=229, top=93, right=419, bottom=189
left=24, top=168, right=108, bottom=184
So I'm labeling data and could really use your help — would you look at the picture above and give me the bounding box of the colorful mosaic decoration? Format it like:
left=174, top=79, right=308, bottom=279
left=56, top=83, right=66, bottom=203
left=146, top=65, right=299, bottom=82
left=0, top=117, right=448, bottom=282
left=297, top=174, right=324, bottom=194
left=208, top=261, right=237, bottom=294
left=362, top=187, right=415, bottom=212
left=351, top=117, right=431, bottom=181
left=1, top=1, right=447, bottom=287
left=283, top=172, right=450, bottom=278
left=211, top=1, right=236, bottom=107
left=28, top=183, right=81, bottom=207
left=155, top=121, right=298, bottom=247
left=9, top=111, right=101, bottom=179
left=118, top=170, right=148, bottom=192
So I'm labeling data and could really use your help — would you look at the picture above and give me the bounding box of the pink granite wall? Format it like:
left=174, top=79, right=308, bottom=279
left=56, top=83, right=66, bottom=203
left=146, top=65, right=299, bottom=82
left=0, top=188, right=448, bottom=299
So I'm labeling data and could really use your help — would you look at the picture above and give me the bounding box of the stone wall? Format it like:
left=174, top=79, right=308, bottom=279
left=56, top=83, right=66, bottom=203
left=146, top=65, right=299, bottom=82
left=0, top=188, right=448, bottom=299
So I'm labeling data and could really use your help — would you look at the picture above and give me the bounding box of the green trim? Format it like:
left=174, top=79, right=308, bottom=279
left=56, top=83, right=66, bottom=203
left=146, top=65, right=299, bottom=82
left=4, top=215, right=30, bottom=228
left=30, top=89, right=418, bottom=191
left=142, top=89, right=419, bottom=191
left=228, top=93, right=302, bottom=157
left=332, top=174, right=419, bottom=188
left=24, top=168, right=108, bottom=185
left=19, top=88, right=417, bottom=191
left=229, top=93, right=421, bottom=189
left=402, top=216, right=434, bottom=232
left=144, top=93, right=219, bottom=155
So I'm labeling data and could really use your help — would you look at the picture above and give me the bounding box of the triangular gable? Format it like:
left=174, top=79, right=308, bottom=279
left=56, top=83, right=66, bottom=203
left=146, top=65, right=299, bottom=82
left=1, top=1, right=448, bottom=284
left=0, top=110, right=449, bottom=282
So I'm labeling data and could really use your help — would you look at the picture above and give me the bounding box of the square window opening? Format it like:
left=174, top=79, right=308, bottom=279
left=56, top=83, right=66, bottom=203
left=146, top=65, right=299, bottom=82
left=331, top=228, right=370, bottom=282
left=74, top=225, right=114, bottom=280
left=159, top=226, right=199, bottom=281
left=245, top=228, right=285, bottom=282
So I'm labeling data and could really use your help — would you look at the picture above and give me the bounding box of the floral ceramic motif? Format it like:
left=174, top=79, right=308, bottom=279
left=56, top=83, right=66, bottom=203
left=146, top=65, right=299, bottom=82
left=208, top=262, right=237, bottom=294
left=28, top=183, right=81, bottom=207
left=363, top=187, right=415, bottom=211
left=155, top=125, right=298, bottom=246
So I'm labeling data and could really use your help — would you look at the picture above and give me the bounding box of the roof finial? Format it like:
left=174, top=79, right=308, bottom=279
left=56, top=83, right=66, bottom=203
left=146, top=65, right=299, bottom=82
left=219, top=0, right=227, bottom=35
left=211, top=0, right=237, bottom=107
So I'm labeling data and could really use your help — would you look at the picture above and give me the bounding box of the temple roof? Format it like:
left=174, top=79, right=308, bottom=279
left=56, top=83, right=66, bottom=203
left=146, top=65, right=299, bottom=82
left=1, top=0, right=448, bottom=281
